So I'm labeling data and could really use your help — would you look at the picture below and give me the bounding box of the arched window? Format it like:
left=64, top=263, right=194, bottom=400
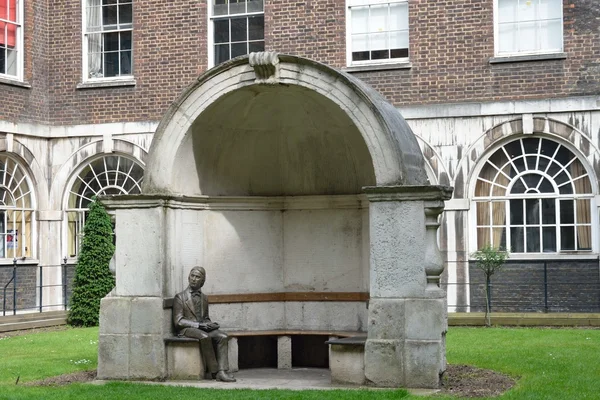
left=66, top=155, right=143, bottom=257
left=474, top=137, right=594, bottom=253
left=0, top=155, right=35, bottom=258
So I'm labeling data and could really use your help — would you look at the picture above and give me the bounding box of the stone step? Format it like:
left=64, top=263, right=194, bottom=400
left=0, top=310, right=66, bottom=323
left=0, top=311, right=67, bottom=333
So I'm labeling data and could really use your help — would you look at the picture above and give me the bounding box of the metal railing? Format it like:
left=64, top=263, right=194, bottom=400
left=1, top=258, right=76, bottom=316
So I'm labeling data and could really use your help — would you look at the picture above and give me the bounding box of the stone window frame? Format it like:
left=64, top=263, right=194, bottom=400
left=0, top=154, right=36, bottom=260
left=345, top=0, right=409, bottom=68
left=473, top=136, right=595, bottom=255
left=0, top=0, right=24, bottom=81
left=494, top=0, right=563, bottom=58
left=64, top=154, right=143, bottom=258
left=208, top=0, right=265, bottom=67
left=81, top=0, right=134, bottom=83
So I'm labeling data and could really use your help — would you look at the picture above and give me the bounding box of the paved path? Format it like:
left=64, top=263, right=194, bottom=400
left=113, top=368, right=436, bottom=395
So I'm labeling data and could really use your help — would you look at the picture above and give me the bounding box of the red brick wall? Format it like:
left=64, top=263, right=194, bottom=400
left=1, top=0, right=599, bottom=125
left=47, top=0, right=207, bottom=125
left=0, top=0, right=49, bottom=123
left=265, top=0, right=346, bottom=69
left=355, top=0, right=600, bottom=106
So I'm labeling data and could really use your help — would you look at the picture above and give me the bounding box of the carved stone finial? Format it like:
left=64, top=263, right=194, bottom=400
left=248, top=52, right=280, bottom=84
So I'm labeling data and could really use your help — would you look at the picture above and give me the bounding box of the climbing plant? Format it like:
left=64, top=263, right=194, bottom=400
left=67, top=198, right=115, bottom=327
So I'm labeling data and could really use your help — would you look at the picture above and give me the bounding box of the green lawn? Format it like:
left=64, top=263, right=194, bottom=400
left=0, top=326, right=599, bottom=399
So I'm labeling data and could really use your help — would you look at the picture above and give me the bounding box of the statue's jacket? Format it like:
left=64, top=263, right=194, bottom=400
left=173, top=287, right=211, bottom=335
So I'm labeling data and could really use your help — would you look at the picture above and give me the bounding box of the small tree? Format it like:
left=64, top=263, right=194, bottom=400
left=68, top=198, right=115, bottom=327
left=471, top=245, right=508, bottom=327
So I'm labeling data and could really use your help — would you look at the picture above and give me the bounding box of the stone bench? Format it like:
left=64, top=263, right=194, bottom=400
left=163, top=297, right=365, bottom=380
left=325, top=335, right=367, bottom=385
left=164, top=336, right=210, bottom=380
left=164, top=330, right=365, bottom=380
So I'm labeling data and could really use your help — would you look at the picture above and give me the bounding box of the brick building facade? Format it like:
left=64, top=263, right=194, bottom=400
left=1, top=0, right=599, bottom=312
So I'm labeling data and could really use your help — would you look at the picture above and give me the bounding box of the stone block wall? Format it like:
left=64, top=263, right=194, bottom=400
left=469, top=259, right=600, bottom=312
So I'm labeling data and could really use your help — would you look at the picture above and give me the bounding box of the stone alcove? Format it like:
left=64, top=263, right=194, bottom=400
left=97, top=53, right=451, bottom=388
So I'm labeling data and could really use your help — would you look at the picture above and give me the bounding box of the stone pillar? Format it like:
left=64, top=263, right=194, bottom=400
left=363, top=185, right=452, bottom=388
left=98, top=198, right=168, bottom=380
left=36, top=211, right=63, bottom=311
left=277, top=335, right=292, bottom=369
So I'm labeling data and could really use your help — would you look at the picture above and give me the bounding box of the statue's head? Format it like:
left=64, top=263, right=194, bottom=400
left=188, top=266, right=206, bottom=290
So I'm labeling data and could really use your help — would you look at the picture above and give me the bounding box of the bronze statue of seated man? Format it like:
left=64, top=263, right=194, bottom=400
left=173, top=266, right=236, bottom=382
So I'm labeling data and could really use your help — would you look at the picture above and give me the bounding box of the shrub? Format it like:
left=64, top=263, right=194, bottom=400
left=67, top=198, right=115, bottom=327
left=471, top=245, right=508, bottom=327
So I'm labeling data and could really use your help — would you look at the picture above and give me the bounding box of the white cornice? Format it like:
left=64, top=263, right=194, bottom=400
left=0, top=121, right=159, bottom=138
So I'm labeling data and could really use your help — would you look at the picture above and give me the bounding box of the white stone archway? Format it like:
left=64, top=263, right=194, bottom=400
left=98, top=53, right=452, bottom=389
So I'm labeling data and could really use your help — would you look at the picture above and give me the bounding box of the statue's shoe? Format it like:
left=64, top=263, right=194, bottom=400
left=215, top=370, right=236, bottom=382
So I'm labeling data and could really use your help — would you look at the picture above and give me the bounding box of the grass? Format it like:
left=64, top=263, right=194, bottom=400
left=0, top=326, right=599, bottom=399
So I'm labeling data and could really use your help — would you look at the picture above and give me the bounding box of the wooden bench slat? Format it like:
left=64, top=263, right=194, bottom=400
left=163, top=292, right=369, bottom=309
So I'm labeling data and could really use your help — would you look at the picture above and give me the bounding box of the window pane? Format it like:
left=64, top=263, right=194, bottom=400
left=540, top=19, right=562, bottom=51
left=231, top=18, right=247, bottom=42
left=248, top=41, right=264, bottom=53
left=390, top=47, right=409, bottom=58
left=542, top=227, right=556, bottom=252
left=477, top=227, right=491, bottom=249
left=370, top=32, right=387, bottom=51
left=352, top=34, right=368, bottom=52
left=215, top=44, right=229, bottom=63
left=523, top=174, right=541, bottom=190
left=476, top=202, right=489, bottom=226
left=352, top=50, right=369, bottom=62
left=214, top=19, right=229, bottom=43
left=390, top=31, right=409, bottom=52
left=510, top=199, right=523, bottom=225
left=560, top=199, right=574, bottom=224
left=370, top=5, right=387, bottom=33
left=539, top=177, right=554, bottom=193
left=513, top=157, right=526, bottom=174
left=119, top=4, right=132, bottom=26
left=120, top=50, right=131, bottom=74
left=526, top=227, right=540, bottom=252
left=213, top=0, right=227, bottom=16
left=518, top=21, right=537, bottom=52
left=389, top=2, right=408, bottom=31
left=120, top=31, right=132, bottom=50
left=493, top=227, right=506, bottom=249
left=231, top=42, right=247, bottom=58
left=577, top=226, right=592, bottom=250
left=576, top=199, right=591, bottom=224
left=351, top=6, right=369, bottom=34
left=541, top=198, right=555, bottom=224
left=104, top=32, right=119, bottom=51
left=498, top=0, right=518, bottom=23
left=87, top=5, right=102, bottom=31
left=560, top=226, right=575, bottom=250
left=248, top=16, right=263, bottom=40
left=492, top=202, right=506, bottom=225
left=518, top=0, right=537, bottom=22
left=511, top=179, right=526, bottom=194
left=247, top=0, right=263, bottom=13
left=511, top=227, right=524, bottom=252
left=573, top=176, right=592, bottom=194
left=371, top=49, right=389, bottom=60
left=539, top=0, right=562, bottom=20
left=525, top=199, right=540, bottom=224
left=104, top=51, right=119, bottom=77
left=6, top=48, right=16, bottom=76
left=230, top=0, right=246, bottom=15
left=103, top=5, right=118, bottom=28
